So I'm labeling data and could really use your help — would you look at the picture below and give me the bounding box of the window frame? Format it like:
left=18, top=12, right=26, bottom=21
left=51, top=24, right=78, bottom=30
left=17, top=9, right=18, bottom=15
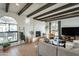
left=0, top=23, right=18, bottom=44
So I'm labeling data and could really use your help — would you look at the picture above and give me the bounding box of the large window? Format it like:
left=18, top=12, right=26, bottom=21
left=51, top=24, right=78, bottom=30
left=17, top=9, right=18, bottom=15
left=51, top=21, right=58, bottom=36
left=10, top=24, right=17, bottom=31
left=0, top=16, right=17, bottom=44
left=0, top=24, right=8, bottom=32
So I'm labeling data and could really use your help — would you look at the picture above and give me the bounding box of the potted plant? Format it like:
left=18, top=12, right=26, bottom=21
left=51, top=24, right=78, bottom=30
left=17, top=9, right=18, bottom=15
left=2, top=39, right=11, bottom=51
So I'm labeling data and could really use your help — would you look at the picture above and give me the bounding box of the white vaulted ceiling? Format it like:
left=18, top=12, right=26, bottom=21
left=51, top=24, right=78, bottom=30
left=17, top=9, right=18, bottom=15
left=9, top=3, right=26, bottom=14
left=22, top=3, right=46, bottom=16
left=0, top=3, right=79, bottom=21
left=0, top=3, right=5, bottom=11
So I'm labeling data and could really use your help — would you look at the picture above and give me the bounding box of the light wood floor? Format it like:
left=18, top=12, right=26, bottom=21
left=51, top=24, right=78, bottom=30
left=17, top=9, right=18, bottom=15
left=0, top=43, right=38, bottom=56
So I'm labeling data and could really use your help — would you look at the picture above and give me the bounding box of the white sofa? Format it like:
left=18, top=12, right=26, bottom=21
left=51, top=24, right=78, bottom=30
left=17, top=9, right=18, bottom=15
left=73, top=40, right=79, bottom=48
left=38, top=42, right=79, bottom=56
left=66, top=41, right=74, bottom=49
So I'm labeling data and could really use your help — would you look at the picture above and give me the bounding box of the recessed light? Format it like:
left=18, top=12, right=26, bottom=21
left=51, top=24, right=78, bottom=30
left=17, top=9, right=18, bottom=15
left=16, top=3, right=19, bottom=6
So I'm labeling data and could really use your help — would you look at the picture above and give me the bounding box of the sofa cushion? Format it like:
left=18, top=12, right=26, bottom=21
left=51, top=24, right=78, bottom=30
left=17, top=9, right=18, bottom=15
left=58, top=47, right=79, bottom=56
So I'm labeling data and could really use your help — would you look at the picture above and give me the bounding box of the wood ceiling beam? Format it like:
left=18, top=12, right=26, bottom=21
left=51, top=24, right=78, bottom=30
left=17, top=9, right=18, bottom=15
left=48, top=14, right=79, bottom=21
left=34, top=3, right=78, bottom=19
left=42, top=11, right=79, bottom=21
left=18, top=3, right=33, bottom=15
left=37, top=7, right=79, bottom=20
left=42, top=14, right=79, bottom=22
left=5, top=3, right=10, bottom=12
left=27, top=3, right=56, bottom=17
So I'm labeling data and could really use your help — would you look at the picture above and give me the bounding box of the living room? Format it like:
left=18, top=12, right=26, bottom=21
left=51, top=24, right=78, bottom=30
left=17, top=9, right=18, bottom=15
left=0, top=3, right=79, bottom=56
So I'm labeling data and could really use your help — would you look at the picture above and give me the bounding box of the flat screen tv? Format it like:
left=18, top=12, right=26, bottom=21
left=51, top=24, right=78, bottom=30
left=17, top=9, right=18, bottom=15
left=36, top=31, right=41, bottom=37
left=62, top=27, right=79, bottom=36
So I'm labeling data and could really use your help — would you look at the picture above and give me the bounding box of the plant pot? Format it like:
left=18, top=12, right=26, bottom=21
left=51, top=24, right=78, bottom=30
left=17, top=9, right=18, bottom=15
left=3, top=46, right=10, bottom=51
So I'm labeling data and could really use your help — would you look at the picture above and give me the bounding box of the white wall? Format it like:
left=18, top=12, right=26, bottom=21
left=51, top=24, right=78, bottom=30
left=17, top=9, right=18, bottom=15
left=33, top=20, right=45, bottom=35
left=61, top=17, right=79, bottom=27
left=24, top=18, right=46, bottom=37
